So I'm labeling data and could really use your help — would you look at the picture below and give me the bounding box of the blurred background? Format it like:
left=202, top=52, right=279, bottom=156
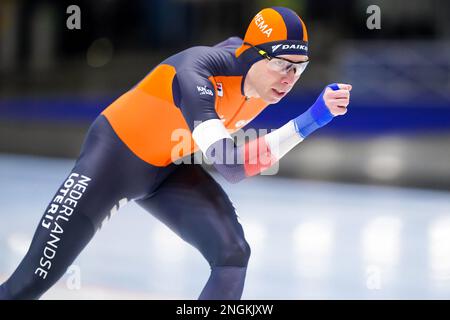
left=1, top=0, right=450, bottom=299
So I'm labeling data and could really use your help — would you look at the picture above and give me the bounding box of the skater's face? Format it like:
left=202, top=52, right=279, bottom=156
left=244, top=54, right=309, bottom=104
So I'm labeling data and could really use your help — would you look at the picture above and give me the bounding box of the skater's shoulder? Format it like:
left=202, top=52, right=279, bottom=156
left=160, top=40, right=243, bottom=78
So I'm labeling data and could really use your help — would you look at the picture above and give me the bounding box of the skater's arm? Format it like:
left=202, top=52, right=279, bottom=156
left=176, top=70, right=351, bottom=183
left=190, top=83, right=351, bottom=183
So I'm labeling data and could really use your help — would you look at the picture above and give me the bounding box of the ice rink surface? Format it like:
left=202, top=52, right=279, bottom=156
left=1, top=154, right=450, bottom=299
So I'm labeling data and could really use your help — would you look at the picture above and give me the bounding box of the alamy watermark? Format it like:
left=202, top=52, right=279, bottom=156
left=366, top=265, right=382, bottom=290
left=366, top=5, right=381, bottom=30
left=170, top=125, right=280, bottom=176
left=66, top=264, right=81, bottom=290
left=66, top=5, right=81, bottom=30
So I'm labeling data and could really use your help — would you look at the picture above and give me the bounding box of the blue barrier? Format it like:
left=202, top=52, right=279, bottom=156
left=0, top=96, right=112, bottom=122
left=250, top=92, right=450, bottom=135
left=1, top=93, right=449, bottom=135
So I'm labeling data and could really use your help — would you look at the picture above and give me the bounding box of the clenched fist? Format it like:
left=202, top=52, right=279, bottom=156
left=323, top=83, right=352, bottom=116
left=292, top=83, right=353, bottom=138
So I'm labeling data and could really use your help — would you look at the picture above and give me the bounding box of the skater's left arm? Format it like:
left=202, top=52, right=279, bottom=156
left=192, top=83, right=351, bottom=183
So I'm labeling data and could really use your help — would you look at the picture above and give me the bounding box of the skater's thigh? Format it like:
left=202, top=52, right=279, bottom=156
left=136, top=164, right=248, bottom=262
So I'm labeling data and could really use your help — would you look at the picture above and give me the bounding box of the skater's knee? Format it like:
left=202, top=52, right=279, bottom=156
left=212, top=239, right=251, bottom=267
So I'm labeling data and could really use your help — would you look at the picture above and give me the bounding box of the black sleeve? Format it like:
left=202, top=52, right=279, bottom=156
left=173, top=69, right=219, bottom=132
left=173, top=69, right=248, bottom=184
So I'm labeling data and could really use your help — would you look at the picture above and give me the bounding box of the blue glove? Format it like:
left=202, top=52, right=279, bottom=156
left=293, top=83, right=339, bottom=138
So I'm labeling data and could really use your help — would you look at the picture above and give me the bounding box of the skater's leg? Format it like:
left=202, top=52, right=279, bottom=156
left=136, top=164, right=250, bottom=300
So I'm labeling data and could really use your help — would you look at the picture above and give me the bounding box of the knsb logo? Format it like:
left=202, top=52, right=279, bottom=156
left=216, top=82, right=223, bottom=97
left=271, top=44, right=308, bottom=53
left=197, top=85, right=213, bottom=96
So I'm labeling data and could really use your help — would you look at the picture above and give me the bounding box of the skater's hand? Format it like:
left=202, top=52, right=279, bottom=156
left=292, top=83, right=353, bottom=138
left=322, top=83, right=352, bottom=116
